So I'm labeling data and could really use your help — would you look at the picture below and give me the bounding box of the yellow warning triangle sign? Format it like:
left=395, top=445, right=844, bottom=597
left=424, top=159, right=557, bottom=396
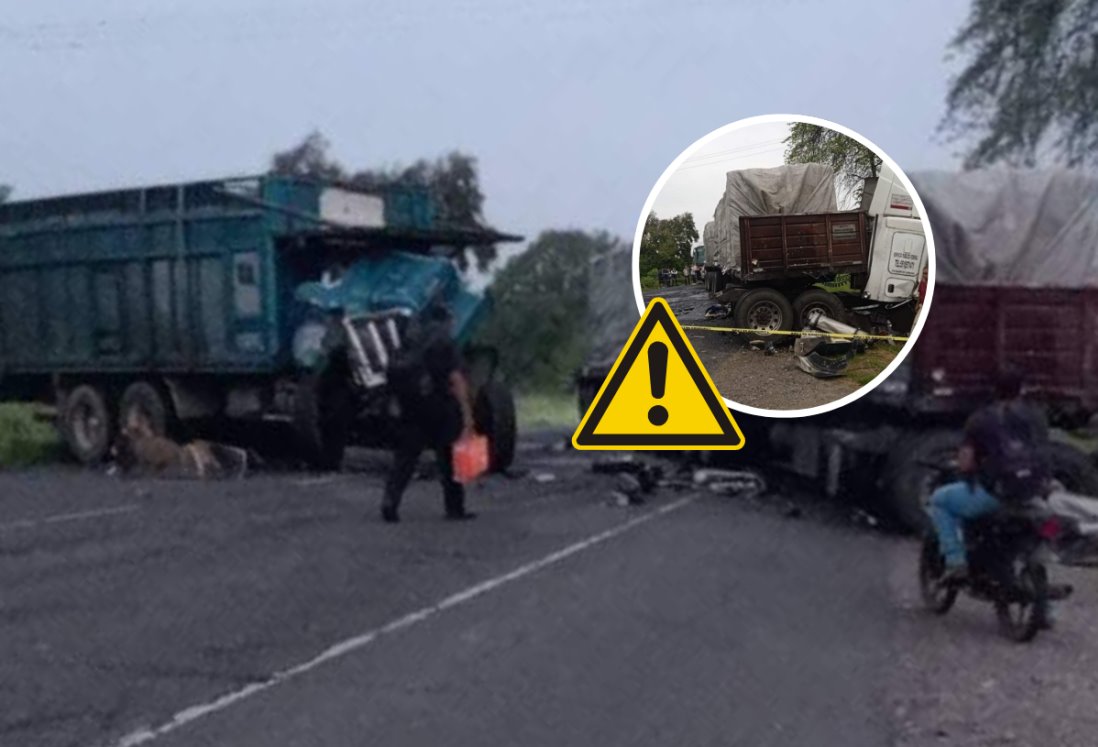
left=573, top=297, right=745, bottom=450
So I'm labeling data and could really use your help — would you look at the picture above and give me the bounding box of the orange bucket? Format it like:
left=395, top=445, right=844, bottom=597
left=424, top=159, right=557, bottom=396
left=453, top=433, right=490, bottom=484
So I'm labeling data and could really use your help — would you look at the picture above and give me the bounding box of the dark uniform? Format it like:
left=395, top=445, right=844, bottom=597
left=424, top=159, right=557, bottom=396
left=381, top=318, right=470, bottom=522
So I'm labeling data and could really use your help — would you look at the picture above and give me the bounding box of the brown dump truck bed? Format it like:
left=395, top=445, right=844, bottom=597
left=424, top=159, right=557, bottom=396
left=739, top=212, right=869, bottom=282
left=913, top=285, right=1098, bottom=414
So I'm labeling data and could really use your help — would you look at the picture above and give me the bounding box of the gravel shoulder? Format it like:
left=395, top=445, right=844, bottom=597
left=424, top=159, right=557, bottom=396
left=886, top=541, right=1098, bottom=747
left=644, top=283, right=904, bottom=410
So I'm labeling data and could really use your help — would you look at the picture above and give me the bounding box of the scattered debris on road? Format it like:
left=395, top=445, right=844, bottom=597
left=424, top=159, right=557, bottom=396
left=593, top=455, right=664, bottom=505
left=693, top=468, right=766, bottom=499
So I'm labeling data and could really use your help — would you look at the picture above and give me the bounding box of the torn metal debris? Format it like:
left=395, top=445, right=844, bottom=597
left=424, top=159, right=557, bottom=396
left=793, top=311, right=869, bottom=379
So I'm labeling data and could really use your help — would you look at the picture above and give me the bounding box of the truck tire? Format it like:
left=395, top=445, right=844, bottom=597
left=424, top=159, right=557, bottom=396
left=62, top=384, right=114, bottom=465
left=475, top=380, right=517, bottom=472
left=732, top=288, right=794, bottom=338
left=119, top=381, right=170, bottom=436
left=792, top=288, right=845, bottom=328
left=295, top=371, right=353, bottom=472
left=1047, top=441, right=1098, bottom=496
left=883, top=429, right=961, bottom=533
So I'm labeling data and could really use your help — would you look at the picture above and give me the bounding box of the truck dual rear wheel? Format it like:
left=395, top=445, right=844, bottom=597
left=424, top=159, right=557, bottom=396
left=732, top=288, right=794, bottom=338
left=295, top=371, right=353, bottom=472
left=792, top=288, right=845, bottom=328
left=883, top=430, right=960, bottom=533
left=118, top=381, right=170, bottom=437
left=475, top=380, right=517, bottom=473
left=62, top=384, right=113, bottom=465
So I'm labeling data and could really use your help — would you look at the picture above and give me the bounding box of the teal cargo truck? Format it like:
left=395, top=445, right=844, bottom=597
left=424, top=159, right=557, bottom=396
left=0, top=176, right=521, bottom=469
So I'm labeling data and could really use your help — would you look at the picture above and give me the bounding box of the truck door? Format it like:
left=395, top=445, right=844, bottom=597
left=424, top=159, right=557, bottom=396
left=863, top=217, right=926, bottom=303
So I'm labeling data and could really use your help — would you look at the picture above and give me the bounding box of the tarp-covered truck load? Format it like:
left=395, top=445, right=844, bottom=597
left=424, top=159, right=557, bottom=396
left=910, top=169, right=1098, bottom=415
left=703, top=162, right=925, bottom=335
left=750, top=169, right=1098, bottom=532
left=577, top=241, right=635, bottom=414
left=706, top=164, right=838, bottom=274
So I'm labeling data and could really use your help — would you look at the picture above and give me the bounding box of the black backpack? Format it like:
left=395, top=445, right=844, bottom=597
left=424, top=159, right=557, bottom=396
left=988, top=403, right=1047, bottom=503
left=387, top=319, right=442, bottom=406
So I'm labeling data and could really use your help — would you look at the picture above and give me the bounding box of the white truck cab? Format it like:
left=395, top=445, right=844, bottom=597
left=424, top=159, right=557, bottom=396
left=861, top=165, right=927, bottom=304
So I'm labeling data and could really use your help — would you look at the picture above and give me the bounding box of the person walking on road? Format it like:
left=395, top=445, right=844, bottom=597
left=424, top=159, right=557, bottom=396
left=381, top=301, right=477, bottom=523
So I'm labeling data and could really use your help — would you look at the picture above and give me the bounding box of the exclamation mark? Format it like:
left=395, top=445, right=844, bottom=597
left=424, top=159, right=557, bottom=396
left=647, top=342, right=669, bottom=426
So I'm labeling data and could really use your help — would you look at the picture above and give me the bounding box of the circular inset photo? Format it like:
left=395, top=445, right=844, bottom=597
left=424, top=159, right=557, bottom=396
left=633, top=114, right=935, bottom=417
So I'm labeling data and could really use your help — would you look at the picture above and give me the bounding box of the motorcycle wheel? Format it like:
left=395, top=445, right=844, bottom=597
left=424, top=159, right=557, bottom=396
left=918, top=534, right=958, bottom=614
left=995, top=561, right=1048, bottom=643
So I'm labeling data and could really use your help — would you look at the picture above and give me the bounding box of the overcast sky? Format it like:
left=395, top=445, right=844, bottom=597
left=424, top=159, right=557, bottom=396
left=650, top=121, right=791, bottom=239
left=1, top=0, right=970, bottom=248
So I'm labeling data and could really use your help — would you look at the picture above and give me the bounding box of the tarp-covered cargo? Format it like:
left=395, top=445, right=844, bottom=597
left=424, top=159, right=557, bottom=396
left=585, top=242, right=636, bottom=370
left=912, top=170, right=1098, bottom=287
left=702, top=221, right=716, bottom=265
left=709, top=164, right=837, bottom=272
left=910, top=169, right=1098, bottom=412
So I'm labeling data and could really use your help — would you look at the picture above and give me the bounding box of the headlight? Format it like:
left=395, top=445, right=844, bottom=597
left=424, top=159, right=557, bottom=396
left=293, top=321, right=329, bottom=367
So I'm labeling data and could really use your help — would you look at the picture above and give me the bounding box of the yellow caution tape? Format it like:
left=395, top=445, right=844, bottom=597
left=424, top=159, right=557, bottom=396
left=679, top=324, right=910, bottom=343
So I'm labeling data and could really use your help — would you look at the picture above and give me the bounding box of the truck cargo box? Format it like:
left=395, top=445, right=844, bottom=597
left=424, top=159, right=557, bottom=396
left=0, top=176, right=440, bottom=377
left=911, top=285, right=1098, bottom=414
left=738, top=211, right=869, bottom=282
left=903, top=170, right=1098, bottom=417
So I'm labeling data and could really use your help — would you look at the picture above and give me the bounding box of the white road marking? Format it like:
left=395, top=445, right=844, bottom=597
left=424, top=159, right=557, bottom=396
left=112, top=495, right=696, bottom=747
left=0, top=504, right=140, bottom=531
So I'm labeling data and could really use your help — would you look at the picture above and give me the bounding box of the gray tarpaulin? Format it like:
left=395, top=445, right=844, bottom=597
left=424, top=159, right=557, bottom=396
left=911, top=170, right=1098, bottom=287
left=708, top=164, right=837, bottom=272
left=702, top=221, right=716, bottom=265
left=585, top=242, right=636, bottom=370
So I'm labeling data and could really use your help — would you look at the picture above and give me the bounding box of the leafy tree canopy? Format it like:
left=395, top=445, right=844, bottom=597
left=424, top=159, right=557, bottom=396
left=270, top=131, right=495, bottom=269
left=784, top=123, right=881, bottom=200
left=639, top=212, right=698, bottom=276
left=477, top=230, right=625, bottom=391
left=0, top=185, right=11, bottom=203
left=943, top=0, right=1098, bottom=168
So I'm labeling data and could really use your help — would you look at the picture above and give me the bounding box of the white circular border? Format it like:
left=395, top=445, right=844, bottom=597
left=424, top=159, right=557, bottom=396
left=631, top=113, right=937, bottom=419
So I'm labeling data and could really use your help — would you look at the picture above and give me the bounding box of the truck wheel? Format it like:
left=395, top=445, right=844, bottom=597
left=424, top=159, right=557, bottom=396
left=732, top=288, right=794, bottom=338
left=1047, top=441, right=1098, bottom=496
left=295, top=371, right=353, bottom=472
left=792, top=288, right=845, bottom=328
left=62, top=384, right=114, bottom=465
left=119, top=381, right=170, bottom=436
left=883, top=430, right=961, bottom=533
left=475, top=380, right=517, bottom=472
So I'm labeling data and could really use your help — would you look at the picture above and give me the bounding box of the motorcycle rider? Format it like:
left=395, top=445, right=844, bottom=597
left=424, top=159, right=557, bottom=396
left=929, top=368, right=1050, bottom=583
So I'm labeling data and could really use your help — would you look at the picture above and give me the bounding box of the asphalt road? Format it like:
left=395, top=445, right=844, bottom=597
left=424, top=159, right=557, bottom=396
left=3, top=435, right=1097, bottom=747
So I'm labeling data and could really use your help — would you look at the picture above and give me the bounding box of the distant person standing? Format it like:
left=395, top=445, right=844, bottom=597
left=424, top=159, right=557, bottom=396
left=381, top=301, right=477, bottom=523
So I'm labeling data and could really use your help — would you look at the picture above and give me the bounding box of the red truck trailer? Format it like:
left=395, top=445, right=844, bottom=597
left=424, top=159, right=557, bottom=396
left=740, top=170, right=1098, bottom=529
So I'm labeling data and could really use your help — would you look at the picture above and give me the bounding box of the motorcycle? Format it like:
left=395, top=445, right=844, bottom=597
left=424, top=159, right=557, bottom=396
left=918, top=462, right=1075, bottom=643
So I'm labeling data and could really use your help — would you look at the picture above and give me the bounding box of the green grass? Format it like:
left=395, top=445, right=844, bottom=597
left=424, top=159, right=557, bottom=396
left=516, top=391, right=580, bottom=430
left=844, top=345, right=902, bottom=387
left=0, top=403, right=64, bottom=468
left=639, top=272, right=660, bottom=289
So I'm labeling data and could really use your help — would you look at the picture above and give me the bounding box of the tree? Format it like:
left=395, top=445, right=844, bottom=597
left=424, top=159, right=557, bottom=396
left=269, top=132, right=495, bottom=269
left=784, top=123, right=881, bottom=200
left=638, top=212, right=698, bottom=276
left=477, top=230, right=625, bottom=391
left=942, top=0, right=1098, bottom=168
left=0, top=185, right=11, bottom=203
